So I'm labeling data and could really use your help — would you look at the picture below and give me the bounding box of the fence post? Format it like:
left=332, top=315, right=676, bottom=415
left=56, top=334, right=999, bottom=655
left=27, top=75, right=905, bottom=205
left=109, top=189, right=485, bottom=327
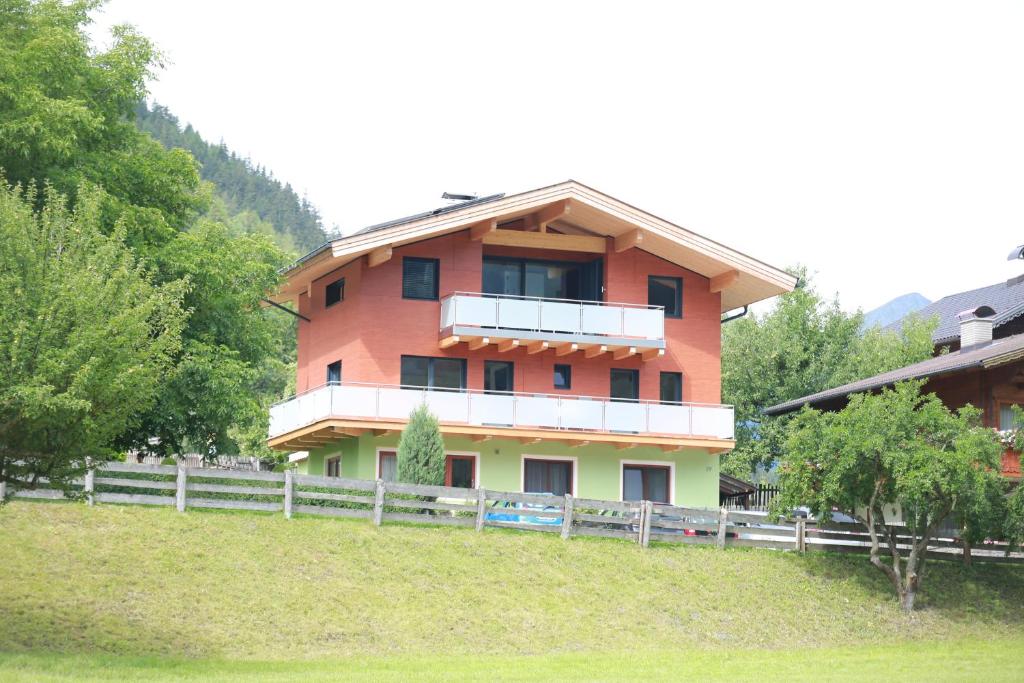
left=475, top=487, right=487, bottom=532
left=373, top=479, right=385, bottom=526
left=84, top=458, right=95, bottom=506
left=175, top=466, right=187, bottom=512
left=795, top=519, right=806, bottom=552
left=561, top=494, right=574, bottom=540
left=640, top=500, right=653, bottom=548
left=284, top=468, right=293, bottom=520
left=0, top=479, right=6, bottom=502
left=716, top=507, right=728, bottom=549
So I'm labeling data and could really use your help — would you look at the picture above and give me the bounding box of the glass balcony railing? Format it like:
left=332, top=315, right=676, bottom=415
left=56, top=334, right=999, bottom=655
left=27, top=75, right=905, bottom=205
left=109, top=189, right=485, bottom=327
left=269, top=382, right=734, bottom=441
left=439, top=292, right=665, bottom=343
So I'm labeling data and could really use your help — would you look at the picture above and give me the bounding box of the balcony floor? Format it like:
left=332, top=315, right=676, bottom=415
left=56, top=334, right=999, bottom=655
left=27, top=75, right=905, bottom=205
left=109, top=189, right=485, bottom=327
left=269, top=417, right=735, bottom=453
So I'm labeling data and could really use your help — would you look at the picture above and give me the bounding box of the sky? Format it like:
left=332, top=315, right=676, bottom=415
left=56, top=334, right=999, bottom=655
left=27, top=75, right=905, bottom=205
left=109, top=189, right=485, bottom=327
left=91, top=1, right=1024, bottom=313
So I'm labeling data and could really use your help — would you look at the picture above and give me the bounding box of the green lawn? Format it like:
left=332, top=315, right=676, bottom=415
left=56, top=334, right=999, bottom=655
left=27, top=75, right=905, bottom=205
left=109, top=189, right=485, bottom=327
left=1, top=502, right=1022, bottom=680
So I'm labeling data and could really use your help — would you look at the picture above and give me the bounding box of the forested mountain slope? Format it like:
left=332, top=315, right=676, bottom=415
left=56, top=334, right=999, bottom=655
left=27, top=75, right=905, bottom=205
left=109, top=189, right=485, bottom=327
left=136, top=102, right=330, bottom=254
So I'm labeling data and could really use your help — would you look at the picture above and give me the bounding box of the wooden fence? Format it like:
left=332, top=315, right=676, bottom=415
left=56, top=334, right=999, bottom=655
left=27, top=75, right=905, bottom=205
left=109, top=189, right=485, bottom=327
left=6, top=463, right=1023, bottom=564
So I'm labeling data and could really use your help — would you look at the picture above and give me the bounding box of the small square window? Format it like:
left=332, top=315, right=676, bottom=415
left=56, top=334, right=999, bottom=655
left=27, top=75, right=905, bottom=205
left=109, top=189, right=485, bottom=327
left=648, top=276, right=682, bottom=318
left=403, top=257, right=440, bottom=300
left=326, top=361, right=342, bottom=385
left=325, top=277, right=345, bottom=307
left=553, top=364, right=572, bottom=390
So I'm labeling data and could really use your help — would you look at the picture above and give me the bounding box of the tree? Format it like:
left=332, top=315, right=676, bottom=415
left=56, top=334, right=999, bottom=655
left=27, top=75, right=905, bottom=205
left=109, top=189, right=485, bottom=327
left=0, top=184, right=185, bottom=495
left=772, top=382, right=1005, bottom=611
left=721, top=267, right=936, bottom=476
left=397, top=405, right=446, bottom=486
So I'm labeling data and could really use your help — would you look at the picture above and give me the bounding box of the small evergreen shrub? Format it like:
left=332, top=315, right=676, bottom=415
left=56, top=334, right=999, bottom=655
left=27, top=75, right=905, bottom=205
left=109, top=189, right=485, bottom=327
left=397, top=404, right=445, bottom=486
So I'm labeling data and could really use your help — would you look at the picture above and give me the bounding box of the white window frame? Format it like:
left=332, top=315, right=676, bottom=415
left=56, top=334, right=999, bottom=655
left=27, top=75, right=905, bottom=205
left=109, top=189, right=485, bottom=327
left=619, top=459, right=676, bottom=505
left=520, top=454, right=578, bottom=496
left=375, top=447, right=399, bottom=481
left=444, top=450, right=481, bottom=488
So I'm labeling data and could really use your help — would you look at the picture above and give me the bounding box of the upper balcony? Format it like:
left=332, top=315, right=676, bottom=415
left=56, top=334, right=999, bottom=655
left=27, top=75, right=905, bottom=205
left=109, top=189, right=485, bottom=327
left=268, top=382, right=734, bottom=452
left=439, top=292, right=665, bottom=361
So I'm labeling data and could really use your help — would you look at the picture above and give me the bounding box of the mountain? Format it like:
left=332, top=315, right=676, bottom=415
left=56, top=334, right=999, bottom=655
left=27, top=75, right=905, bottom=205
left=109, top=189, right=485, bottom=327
left=135, top=102, right=330, bottom=254
left=862, top=292, right=932, bottom=329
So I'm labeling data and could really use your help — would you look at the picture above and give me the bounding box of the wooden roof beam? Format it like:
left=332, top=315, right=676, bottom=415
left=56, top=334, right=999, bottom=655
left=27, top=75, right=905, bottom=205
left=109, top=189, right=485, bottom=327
left=614, top=229, right=644, bottom=253
left=612, top=346, right=637, bottom=361
left=439, top=335, right=461, bottom=349
left=367, top=245, right=393, bottom=268
left=534, top=199, right=572, bottom=233
left=482, top=230, right=605, bottom=254
left=554, top=342, right=578, bottom=357
left=469, top=218, right=497, bottom=241
left=710, top=269, right=739, bottom=293
left=641, top=348, right=664, bottom=362
left=497, top=339, right=520, bottom=353
left=525, top=340, right=549, bottom=355
left=468, top=336, right=490, bottom=351
left=584, top=344, right=608, bottom=359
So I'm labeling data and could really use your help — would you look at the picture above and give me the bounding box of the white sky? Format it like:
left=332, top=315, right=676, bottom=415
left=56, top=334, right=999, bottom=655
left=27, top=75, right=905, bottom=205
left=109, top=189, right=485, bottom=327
left=91, top=1, right=1024, bottom=313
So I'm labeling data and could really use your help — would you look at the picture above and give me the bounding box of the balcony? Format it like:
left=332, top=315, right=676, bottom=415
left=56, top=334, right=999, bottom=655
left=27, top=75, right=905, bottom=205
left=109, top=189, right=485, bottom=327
left=439, top=292, right=665, bottom=360
left=268, top=382, right=734, bottom=451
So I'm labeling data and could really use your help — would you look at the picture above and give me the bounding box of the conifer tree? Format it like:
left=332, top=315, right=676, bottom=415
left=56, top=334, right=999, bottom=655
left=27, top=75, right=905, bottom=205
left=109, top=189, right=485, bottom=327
left=396, top=405, right=446, bottom=485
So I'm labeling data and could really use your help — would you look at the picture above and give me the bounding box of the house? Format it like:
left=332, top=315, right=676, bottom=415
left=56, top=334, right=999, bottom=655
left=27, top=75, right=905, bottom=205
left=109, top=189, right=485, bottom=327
left=766, top=307, right=1023, bottom=480
left=265, top=181, right=795, bottom=507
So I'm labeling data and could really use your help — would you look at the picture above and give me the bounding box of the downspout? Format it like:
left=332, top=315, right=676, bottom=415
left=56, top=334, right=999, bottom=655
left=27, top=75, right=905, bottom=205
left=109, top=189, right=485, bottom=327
left=721, top=306, right=748, bottom=324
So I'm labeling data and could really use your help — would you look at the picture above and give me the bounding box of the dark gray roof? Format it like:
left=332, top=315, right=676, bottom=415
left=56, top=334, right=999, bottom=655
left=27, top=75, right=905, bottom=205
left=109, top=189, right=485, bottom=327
left=350, top=193, right=505, bottom=237
left=886, top=275, right=1024, bottom=344
left=764, top=332, right=1024, bottom=416
left=280, top=193, right=505, bottom=274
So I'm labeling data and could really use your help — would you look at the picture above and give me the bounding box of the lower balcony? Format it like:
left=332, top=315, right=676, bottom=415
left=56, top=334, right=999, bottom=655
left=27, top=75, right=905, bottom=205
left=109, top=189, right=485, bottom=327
left=268, top=382, right=735, bottom=453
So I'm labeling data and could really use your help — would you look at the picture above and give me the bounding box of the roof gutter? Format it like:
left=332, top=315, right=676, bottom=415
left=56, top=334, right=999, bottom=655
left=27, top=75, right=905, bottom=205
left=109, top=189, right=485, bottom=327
left=721, top=306, right=748, bottom=324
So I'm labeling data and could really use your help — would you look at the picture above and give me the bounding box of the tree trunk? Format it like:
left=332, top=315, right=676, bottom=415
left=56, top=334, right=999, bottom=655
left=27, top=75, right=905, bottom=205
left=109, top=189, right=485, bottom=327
left=900, top=587, right=917, bottom=611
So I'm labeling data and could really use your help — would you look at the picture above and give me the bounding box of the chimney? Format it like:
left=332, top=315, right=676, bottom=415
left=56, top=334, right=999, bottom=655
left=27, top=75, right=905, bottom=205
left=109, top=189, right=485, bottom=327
left=957, top=306, right=996, bottom=348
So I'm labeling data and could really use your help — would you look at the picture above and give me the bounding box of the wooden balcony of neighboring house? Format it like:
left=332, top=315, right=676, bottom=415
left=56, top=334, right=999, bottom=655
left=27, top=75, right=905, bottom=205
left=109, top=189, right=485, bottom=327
left=267, top=381, right=735, bottom=453
left=1002, top=448, right=1022, bottom=479
left=438, top=292, right=666, bottom=362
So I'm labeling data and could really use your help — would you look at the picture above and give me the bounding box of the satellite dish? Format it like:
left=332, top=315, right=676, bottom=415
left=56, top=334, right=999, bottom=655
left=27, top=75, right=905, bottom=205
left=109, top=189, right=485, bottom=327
left=1008, top=244, right=1024, bottom=261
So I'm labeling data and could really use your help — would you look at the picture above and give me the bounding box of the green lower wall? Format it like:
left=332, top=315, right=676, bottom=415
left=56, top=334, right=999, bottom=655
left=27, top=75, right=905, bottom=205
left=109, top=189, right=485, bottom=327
left=302, top=435, right=719, bottom=508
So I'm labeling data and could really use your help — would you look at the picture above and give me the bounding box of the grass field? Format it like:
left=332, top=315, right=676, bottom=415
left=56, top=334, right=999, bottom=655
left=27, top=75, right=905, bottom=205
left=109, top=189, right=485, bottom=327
left=1, top=501, right=1022, bottom=680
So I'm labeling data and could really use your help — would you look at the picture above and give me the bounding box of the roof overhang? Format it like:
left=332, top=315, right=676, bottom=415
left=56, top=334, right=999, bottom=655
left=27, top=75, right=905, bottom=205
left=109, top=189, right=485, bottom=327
left=269, top=181, right=796, bottom=312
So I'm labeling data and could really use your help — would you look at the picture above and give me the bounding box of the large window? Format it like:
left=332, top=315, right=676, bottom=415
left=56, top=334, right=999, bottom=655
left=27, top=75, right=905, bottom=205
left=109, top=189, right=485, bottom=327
left=622, top=464, right=670, bottom=503
left=648, top=276, right=682, bottom=318
left=325, top=277, right=345, bottom=307
left=484, top=361, right=514, bottom=393
left=403, top=257, right=440, bottom=300
left=400, top=356, right=466, bottom=391
left=378, top=450, right=398, bottom=482
left=610, top=368, right=640, bottom=402
left=660, top=372, right=682, bottom=404
left=326, top=360, right=342, bottom=385
left=523, top=458, right=573, bottom=496
left=445, top=454, right=476, bottom=488
left=483, top=256, right=602, bottom=301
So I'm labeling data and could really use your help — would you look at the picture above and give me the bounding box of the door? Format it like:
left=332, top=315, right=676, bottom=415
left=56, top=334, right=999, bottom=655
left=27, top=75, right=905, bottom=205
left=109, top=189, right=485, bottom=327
left=484, top=361, right=514, bottom=394
left=445, top=455, right=476, bottom=488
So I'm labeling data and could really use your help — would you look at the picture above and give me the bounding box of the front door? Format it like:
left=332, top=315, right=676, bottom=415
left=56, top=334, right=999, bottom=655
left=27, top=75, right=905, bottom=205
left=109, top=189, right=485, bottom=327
left=445, top=455, right=476, bottom=488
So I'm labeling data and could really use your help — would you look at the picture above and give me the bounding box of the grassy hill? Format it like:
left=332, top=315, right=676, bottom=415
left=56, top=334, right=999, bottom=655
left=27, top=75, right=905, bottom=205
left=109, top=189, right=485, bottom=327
left=1, top=502, right=1023, bottom=680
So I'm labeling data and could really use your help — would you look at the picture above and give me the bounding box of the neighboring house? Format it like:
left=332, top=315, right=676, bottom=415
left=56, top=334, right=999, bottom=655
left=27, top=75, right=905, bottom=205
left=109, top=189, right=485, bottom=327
left=766, top=307, right=1023, bottom=480
left=886, top=268, right=1024, bottom=352
left=265, top=181, right=795, bottom=507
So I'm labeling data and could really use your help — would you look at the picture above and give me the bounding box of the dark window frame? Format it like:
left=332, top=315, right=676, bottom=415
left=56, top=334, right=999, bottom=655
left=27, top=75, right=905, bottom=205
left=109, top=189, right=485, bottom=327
left=400, top=355, right=467, bottom=391
left=325, top=277, right=345, bottom=307
left=326, top=360, right=342, bottom=385
left=325, top=456, right=341, bottom=478
left=523, top=457, right=574, bottom=496
left=402, top=257, right=440, bottom=301
left=659, top=371, right=682, bottom=404
left=445, top=454, right=477, bottom=488
left=610, top=368, right=640, bottom=402
left=484, top=360, right=515, bottom=394
left=648, top=275, right=683, bottom=318
left=553, top=364, right=572, bottom=390
left=482, top=255, right=603, bottom=302
left=622, top=464, right=671, bottom=503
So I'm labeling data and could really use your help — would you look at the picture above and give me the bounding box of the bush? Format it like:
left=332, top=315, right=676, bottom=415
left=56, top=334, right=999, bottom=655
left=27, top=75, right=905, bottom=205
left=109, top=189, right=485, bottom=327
left=397, top=404, right=445, bottom=486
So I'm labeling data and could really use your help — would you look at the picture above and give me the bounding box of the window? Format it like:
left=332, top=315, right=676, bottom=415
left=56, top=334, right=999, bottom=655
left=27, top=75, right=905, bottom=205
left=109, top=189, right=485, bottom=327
left=325, top=456, right=341, bottom=478
left=610, top=368, right=640, bottom=402
left=484, top=361, right=514, bottom=393
left=378, top=450, right=397, bottom=482
left=445, top=454, right=476, bottom=488
left=999, top=403, right=1024, bottom=431
left=325, top=277, right=345, bottom=307
left=403, top=257, right=440, bottom=300
left=623, top=464, right=670, bottom=503
left=482, top=256, right=602, bottom=301
left=326, top=360, right=342, bottom=385
left=400, top=356, right=466, bottom=391
left=553, top=364, right=572, bottom=390
left=523, top=458, right=573, bottom=496
left=648, top=276, right=682, bottom=318
left=660, top=372, right=682, bottom=404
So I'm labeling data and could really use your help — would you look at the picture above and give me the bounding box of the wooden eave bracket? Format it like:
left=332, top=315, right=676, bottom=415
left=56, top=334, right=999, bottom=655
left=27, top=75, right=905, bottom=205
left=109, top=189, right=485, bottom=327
left=614, top=229, right=644, bottom=253
left=534, top=199, right=572, bottom=232
left=709, top=269, right=739, bottom=293
left=469, top=219, right=497, bottom=241
left=367, top=245, right=393, bottom=268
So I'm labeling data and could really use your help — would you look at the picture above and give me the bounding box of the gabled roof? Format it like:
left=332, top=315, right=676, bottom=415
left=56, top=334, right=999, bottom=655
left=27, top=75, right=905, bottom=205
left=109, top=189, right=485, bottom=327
left=886, top=275, right=1024, bottom=345
left=272, top=180, right=796, bottom=312
left=764, top=331, right=1024, bottom=416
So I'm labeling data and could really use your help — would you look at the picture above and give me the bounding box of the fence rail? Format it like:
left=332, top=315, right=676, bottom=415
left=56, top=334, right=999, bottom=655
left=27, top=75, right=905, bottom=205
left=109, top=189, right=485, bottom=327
left=6, top=464, right=1022, bottom=564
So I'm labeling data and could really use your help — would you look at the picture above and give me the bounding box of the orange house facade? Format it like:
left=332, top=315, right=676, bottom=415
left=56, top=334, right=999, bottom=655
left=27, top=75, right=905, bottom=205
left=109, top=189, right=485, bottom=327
left=267, top=181, right=795, bottom=507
